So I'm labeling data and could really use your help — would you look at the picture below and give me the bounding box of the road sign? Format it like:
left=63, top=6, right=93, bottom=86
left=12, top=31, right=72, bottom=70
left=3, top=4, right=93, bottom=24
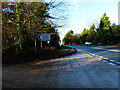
left=14, top=37, right=19, bottom=45
left=14, top=37, right=18, bottom=41
left=38, top=33, right=51, bottom=41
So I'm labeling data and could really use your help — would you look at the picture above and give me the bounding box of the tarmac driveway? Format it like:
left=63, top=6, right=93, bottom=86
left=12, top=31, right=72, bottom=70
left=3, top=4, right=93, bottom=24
left=2, top=51, right=119, bottom=88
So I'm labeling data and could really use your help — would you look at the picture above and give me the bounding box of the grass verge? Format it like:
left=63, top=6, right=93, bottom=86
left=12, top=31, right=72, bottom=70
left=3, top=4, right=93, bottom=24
left=3, top=46, right=76, bottom=64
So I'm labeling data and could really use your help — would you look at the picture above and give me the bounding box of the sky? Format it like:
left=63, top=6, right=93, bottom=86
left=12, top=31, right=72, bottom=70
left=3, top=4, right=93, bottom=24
left=56, top=0, right=119, bottom=41
left=2, top=0, right=119, bottom=42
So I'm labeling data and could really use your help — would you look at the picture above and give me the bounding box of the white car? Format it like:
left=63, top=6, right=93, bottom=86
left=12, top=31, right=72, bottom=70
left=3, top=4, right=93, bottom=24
left=85, top=42, right=92, bottom=45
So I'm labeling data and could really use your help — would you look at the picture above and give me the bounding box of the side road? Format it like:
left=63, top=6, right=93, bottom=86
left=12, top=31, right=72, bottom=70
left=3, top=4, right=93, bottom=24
left=3, top=50, right=119, bottom=88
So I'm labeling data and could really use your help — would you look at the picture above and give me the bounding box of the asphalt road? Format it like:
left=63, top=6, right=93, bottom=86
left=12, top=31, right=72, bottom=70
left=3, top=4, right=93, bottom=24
left=2, top=45, right=120, bottom=88
left=65, top=45, right=120, bottom=63
left=3, top=51, right=119, bottom=88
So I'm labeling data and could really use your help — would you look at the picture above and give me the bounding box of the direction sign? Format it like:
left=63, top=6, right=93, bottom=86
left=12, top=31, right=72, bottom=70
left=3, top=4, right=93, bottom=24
left=38, top=33, right=51, bottom=41
left=14, top=37, right=19, bottom=45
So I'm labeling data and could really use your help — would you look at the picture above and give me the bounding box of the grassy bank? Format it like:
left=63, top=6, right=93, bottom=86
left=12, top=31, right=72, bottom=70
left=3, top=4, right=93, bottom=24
left=3, top=46, right=76, bottom=64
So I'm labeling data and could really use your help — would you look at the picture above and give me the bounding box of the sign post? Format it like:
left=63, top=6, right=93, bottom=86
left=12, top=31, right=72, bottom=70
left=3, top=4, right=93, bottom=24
left=35, top=38, right=36, bottom=53
left=38, top=33, right=51, bottom=49
left=41, top=41, right=42, bottom=49
left=34, top=33, right=38, bottom=53
left=14, top=37, right=19, bottom=54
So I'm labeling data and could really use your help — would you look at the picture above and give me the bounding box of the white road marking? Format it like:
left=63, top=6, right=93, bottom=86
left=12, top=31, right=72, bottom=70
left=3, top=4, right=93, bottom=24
left=91, top=47, right=120, bottom=52
left=102, top=60, right=108, bottom=62
left=108, top=49, right=120, bottom=52
left=77, top=47, right=120, bottom=67
left=108, top=63, right=116, bottom=66
left=103, top=58, right=108, bottom=60
left=109, top=60, right=114, bottom=62
left=116, top=62, right=120, bottom=64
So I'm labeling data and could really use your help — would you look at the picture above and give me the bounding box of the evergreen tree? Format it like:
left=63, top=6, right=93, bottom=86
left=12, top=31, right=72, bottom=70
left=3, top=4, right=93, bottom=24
left=62, top=30, right=73, bottom=45
left=2, top=1, right=66, bottom=52
left=97, top=13, right=111, bottom=44
left=87, top=24, right=96, bottom=43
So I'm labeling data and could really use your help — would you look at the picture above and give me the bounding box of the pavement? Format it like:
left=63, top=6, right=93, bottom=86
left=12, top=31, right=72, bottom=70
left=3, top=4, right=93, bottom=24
left=2, top=50, right=119, bottom=88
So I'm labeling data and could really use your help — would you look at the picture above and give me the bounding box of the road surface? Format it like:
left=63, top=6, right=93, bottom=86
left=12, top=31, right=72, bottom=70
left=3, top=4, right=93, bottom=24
left=3, top=48, right=119, bottom=88
left=65, top=45, right=120, bottom=64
